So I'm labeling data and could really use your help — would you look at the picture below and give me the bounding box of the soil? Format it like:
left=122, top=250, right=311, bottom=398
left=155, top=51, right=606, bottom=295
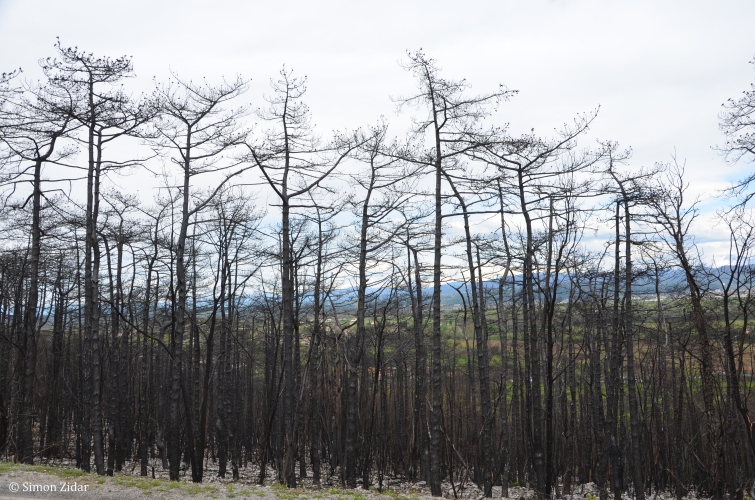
left=0, top=463, right=671, bottom=500
left=0, top=462, right=493, bottom=500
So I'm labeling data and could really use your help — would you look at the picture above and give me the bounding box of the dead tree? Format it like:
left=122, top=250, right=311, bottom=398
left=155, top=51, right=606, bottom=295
left=644, top=159, right=718, bottom=492
left=348, top=122, right=416, bottom=489
left=605, top=145, right=654, bottom=500
left=718, top=56, right=755, bottom=205
left=245, top=67, right=362, bottom=487
left=41, top=42, right=154, bottom=473
left=475, top=111, right=599, bottom=498
left=151, top=73, right=249, bottom=481
left=0, top=75, right=77, bottom=464
left=397, top=50, right=511, bottom=497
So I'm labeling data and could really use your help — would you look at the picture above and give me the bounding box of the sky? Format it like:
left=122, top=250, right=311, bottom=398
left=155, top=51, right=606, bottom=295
left=1, top=0, right=754, bottom=261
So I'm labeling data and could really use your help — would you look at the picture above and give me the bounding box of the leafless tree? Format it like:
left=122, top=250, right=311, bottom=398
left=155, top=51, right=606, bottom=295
left=0, top=73, right=78, bottom=465
left=397, top=50, right=512, bottom=497
left=719, top=56, right=755, bottom=205
left=245, top=67, right=363, bottom=487
left=150, top=72, right=249, bottom=481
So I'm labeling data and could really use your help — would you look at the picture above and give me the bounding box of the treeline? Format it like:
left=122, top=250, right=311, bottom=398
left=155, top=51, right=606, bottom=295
left=1, top=43, right=755, bottom=500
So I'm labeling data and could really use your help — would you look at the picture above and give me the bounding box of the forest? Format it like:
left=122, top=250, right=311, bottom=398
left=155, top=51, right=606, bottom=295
left=1, top=43, right=755, bottom=500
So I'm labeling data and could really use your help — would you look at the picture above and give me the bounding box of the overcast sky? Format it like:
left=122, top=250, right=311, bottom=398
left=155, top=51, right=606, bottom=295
left=1, top=0, right=754, bottom=258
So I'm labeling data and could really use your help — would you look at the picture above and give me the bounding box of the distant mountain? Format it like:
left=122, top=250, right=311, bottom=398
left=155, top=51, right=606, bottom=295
left=264, top=265, right=743, bottom=314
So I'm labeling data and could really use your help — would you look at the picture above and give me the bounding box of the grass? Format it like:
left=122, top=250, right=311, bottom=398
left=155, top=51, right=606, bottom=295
left=382, top=489, right=419, bottom=500
left=0, top=462, right=432, bottom=500
left=270, top=482, right=308, bottom=500
left=0, top=463, right=225, bottom=497
left=0, top=462, right=87, bottom=478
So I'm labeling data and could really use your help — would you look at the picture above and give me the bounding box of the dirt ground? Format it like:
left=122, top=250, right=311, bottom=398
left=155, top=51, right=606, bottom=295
left=0, top=462, right=680, bottom=500
left=0, top=462, right=498, bottom=500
